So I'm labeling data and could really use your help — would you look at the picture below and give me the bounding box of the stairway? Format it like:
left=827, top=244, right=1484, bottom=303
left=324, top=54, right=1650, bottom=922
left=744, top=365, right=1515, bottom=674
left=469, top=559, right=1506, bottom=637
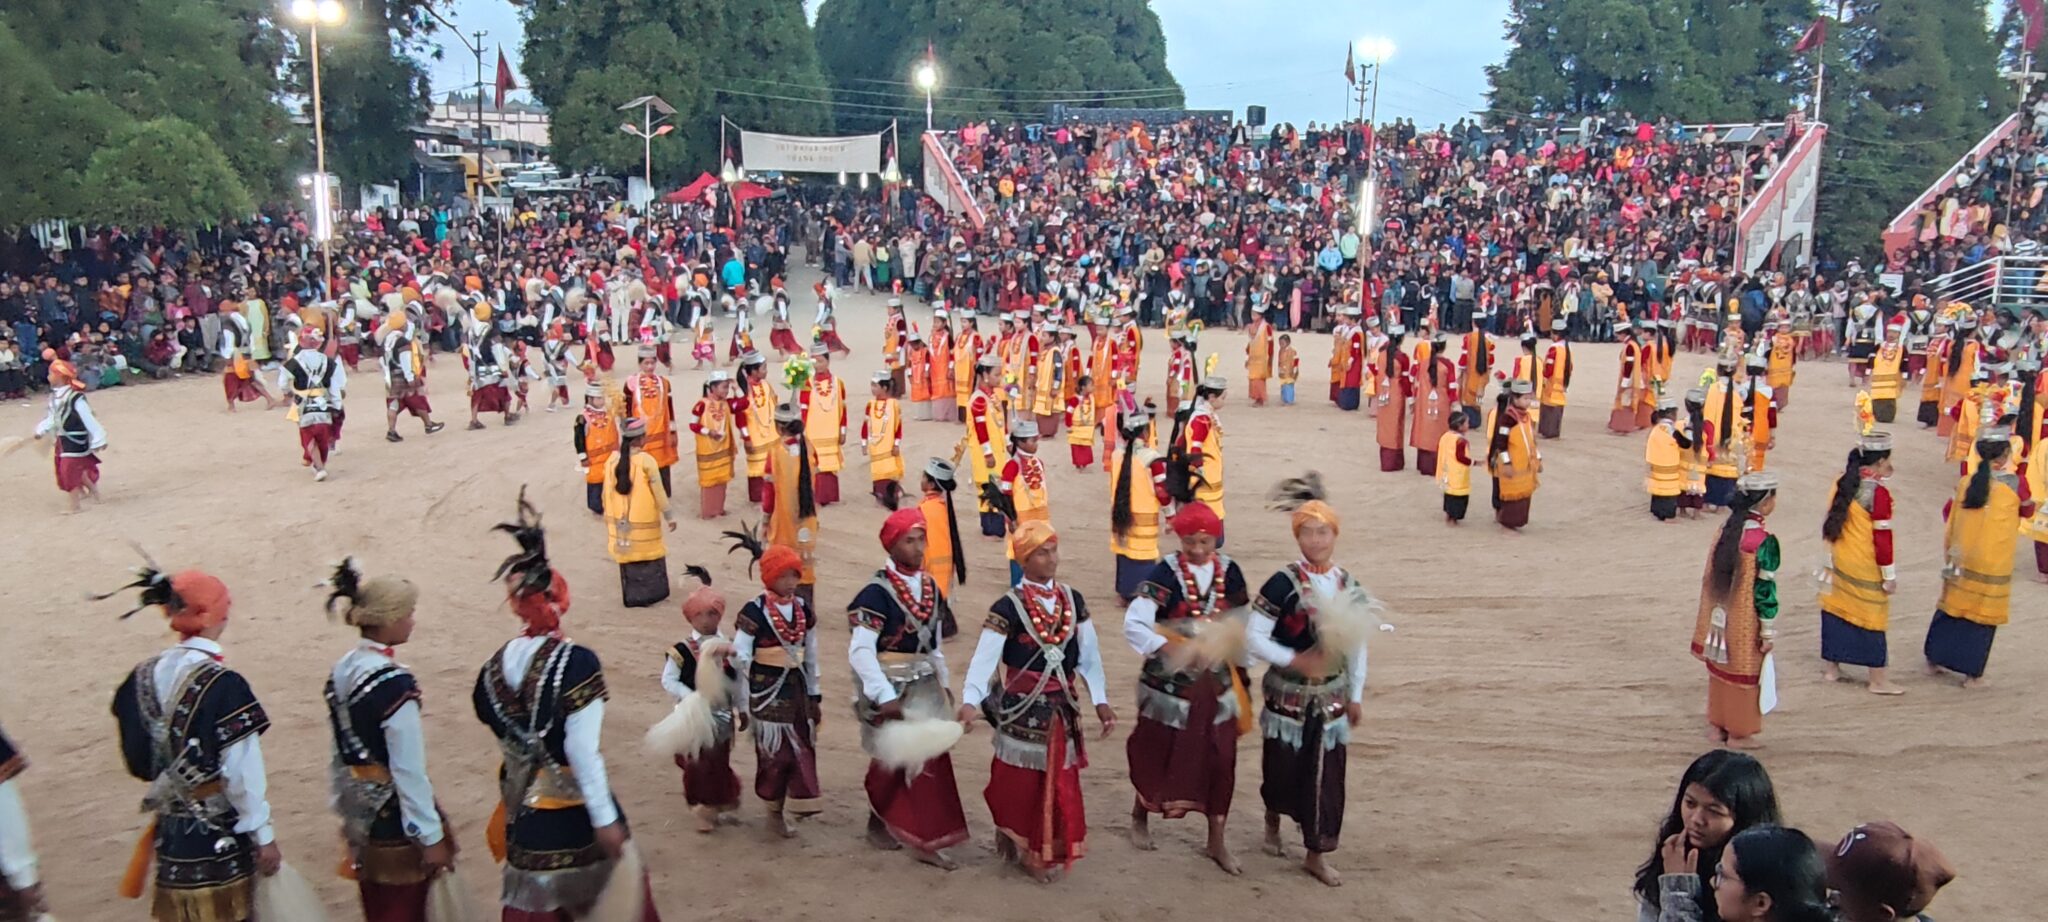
left=920, top=131, right=985, bottom=234
left=1880, top=113, right=2022, bottom=260
left=1737, top=123, right=1827, bottom=273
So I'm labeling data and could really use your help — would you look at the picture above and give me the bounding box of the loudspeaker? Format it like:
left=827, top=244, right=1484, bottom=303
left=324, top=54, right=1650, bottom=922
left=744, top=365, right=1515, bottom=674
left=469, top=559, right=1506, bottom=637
left=1246, top=105, right=1267, bottom=127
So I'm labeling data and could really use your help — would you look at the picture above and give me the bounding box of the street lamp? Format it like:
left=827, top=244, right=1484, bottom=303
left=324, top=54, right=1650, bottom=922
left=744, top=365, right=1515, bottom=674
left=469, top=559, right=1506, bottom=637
left=617, top=95, right=677, bottom=207
left=289, top=0, right=345, bottom=298
left=914, top=60, right=939, bottom=133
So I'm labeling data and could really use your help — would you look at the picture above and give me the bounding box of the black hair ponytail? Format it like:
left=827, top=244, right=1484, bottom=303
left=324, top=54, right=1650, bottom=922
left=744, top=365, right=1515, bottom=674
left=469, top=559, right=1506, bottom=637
left=1486, top=390, right=1514, bottom=472
left=612, top=434, right=637, bottom=495
left=1709, top=488, right=1769, bottom=601
left=1820, top=448, right=1867, bottom=544
left=1963, top=439, right=2009, bottom=510
left=1715, top=370, right=1738, bottom=451
left=1112, top=430, right=1139, bottom=537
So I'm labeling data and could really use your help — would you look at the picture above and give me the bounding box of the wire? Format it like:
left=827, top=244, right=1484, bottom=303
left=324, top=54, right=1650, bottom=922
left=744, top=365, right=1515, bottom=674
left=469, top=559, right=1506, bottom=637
left=710, top=86, right=1057, bottom=120
left=725, top=76, right=1189, bottom=103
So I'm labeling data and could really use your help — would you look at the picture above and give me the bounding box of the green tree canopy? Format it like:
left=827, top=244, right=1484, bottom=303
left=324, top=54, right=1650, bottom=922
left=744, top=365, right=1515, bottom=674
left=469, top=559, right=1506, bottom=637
left=814, top=0, right=1183, bottom=134
left=81, top=118, right=255, bottom=230
left=289, top=0, right=436, bottom=188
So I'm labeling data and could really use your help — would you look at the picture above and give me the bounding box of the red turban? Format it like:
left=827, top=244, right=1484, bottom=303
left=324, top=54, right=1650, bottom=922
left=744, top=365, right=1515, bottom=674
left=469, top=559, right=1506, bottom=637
left=760, top=546, right=805, bottom=589
left=1171, top=503, right=1223, bottom=539
left=878, top=508, right=926, bottom=551
left=511, top=570, right=571, bottom=635
left=682, top=584, right=726, bottom=624
left=166, top=571, right=232, bottom=637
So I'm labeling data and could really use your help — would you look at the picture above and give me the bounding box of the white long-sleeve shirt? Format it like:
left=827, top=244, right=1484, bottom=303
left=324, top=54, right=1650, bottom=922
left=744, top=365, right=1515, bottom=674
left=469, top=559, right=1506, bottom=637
left=34, top=386, right=107, bottom=454
left=330, top=641, right=442, bottom=846
left=959, top=580, right=1109, bottom=710
left=1244, top=566, right=1369, bottom=703
left=730, top=600, right=822, bottom=696
left=496, top=636, right=617, bottom=828
left=153, top=638, right=274, bottom=846
left=0, top=779, right=36, bottom=889
left=847, top=564, right=950, bottom=704
left=277, top=350, right=347, bottom=401
left=658, top=630, right=749, bottom=705
left=1122, top=557, right=1212, bottom=658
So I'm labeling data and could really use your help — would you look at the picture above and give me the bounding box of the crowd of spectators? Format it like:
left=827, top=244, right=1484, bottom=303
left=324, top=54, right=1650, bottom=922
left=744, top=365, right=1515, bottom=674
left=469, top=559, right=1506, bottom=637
left=1888, top=83, right=2048, bottom=281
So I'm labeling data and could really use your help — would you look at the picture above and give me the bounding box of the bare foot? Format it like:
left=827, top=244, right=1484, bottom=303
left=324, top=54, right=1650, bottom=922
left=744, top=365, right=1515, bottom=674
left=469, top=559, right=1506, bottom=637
left=1726, top=734, right=1764, bottom=750
left=1304, top=853, right=1343, bottom=887
left=769, top=811, right=797, bottom=839
left=1924, top=660, right=1944, bottom=677
left=1128, top=811, right=1155, bottom=851
left=1208, top=841, right=1243, bottom=876
left=1263, top=814, right=1285, bottom=857
left=1867, top=683, right=1906, bottom=696
left=694, top=806, right=716, bottom=834
left=1034, top=865, right=1065, bottom=885
left=717, top=810, right=743, bottom=827
left=1961, top=676, right=1990, bottom=689
left=1822, top=664, right=1843, bottom=683
left=914, top=849, right=958, bottom=870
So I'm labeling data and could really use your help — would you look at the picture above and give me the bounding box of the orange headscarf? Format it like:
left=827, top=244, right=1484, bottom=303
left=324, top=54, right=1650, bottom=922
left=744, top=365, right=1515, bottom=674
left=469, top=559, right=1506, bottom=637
left=166, top=571, right=232, bottom=637
left=1290, top=500, right=1341, bottom=537
left=760, top=546, right=804, bottom=590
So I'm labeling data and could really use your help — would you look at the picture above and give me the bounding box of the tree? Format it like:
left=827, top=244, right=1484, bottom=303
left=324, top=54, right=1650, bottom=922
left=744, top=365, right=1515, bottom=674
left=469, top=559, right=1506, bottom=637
left=289, top=0, right=434, bottom=189
left=0, top=20, right=129, bottom=225
left=81, top=118, right=255, bottom=230
left=2, top=0, right=296, bottom=203
left=813, top=0, right=1183, bottom=134
left=717, top=0, right=833, bottom=137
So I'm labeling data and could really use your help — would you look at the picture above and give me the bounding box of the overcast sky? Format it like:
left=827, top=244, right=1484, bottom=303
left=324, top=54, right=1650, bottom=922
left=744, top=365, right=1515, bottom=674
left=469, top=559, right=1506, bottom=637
left=430, top=0, right=1512, bottom=129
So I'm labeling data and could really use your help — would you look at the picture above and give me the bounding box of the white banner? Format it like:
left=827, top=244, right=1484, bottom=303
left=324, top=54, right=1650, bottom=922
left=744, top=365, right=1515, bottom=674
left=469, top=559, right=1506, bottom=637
left=738, top=130, right=882, bottom=174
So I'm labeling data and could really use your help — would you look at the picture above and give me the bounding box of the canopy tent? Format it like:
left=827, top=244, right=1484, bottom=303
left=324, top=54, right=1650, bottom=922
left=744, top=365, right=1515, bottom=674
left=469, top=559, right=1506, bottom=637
left=731, top=181, right=773, bottom=202
left=664, top=172, right=719, bottom=203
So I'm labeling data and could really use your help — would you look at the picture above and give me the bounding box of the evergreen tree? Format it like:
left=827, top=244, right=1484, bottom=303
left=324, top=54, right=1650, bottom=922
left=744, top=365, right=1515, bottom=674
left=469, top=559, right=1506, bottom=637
left=717, top=0, right=833, bottom=137
left=813, top=0, right=1182, bottom=134
left=81, top=118, right=256, bottom=230
left=1486, top=0, right=1701, bottom=118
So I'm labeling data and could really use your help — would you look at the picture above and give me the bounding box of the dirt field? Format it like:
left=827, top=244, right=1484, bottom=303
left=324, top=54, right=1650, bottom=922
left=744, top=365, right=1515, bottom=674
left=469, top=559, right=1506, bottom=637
left=3, top=269, right=2042, bottom=920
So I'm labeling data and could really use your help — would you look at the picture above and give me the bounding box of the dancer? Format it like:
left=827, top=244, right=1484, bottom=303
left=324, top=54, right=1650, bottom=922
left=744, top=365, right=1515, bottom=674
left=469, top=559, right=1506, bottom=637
left=1375, top=325, right=1411, bottom=470
left=662, top=569, right=743, bottom=833
left=1539, top=318, right=1572, bottom=438
left=689, top=371, right=742, bottom=519
left=466, top=326, right=519, bottom=431
left=1122, top=503, right=1250, bottom=875
left=1246, top=310, right=1274, bottom=407
left=624, top=345, right=679, bottom=494
left=1816, top=433, right=1903, bottom=694
left=764, top=403, right=822, bottom=612
left=1277, top=332, right=1299, bottom=406
left=1411, top=333, right=1458, bottom=476
left=380, top=306, right=444, bottom=441
left=0, top=721, right=45, bottom=919
left=800, top=344, right=848, bottom=506
left=1064, top=374, right=1098, bottom=470
left=323, top=559, right=453, bottom=922
left=957, top=522, right=1115, bottom=883
left=1700, top=356, right=1746, bottom=512
left=1740, top=353, right=1777, bottom=473
left=475, top=494, right=657, bottom=921
left=573, top=377, right=622, bottom=515
left=1457, top=317, right=1494, bottom=427
left=220, top=307, right=280, bottom=411
left=1110, top=403, right=1168, bottom=603
left=107, top=564, right=283, bottom=921
left=905, top=329, right=933, bottom=422
left=604, top=418, right=677, bottom=608
left=998, top=419, right=1053, bottom=585
left=730, top=539, right=824, bottom=837
left=967, top=356, right=1010, bottom=539
left=1690, top=472, right=1780, bottom=748
left=849, top=509, right=971, bottom=868
left=919, top=459, right=969, bottom=603
left=32, top=355, right=106, bottom=513
left=279, top=327, right=346, bottom=482
left=1486, top=380, right=1542, bottom=530
left=740, top=351, right=778, bottom=505
left=1924, top=430, right=2027, bottom=687
left=1176, top=375, right=1229, bottom=528
left=1437, top=411, right=1474, bottom=524
left=1250, top=476, right=1373, bottom=887
left=1646, top=395, right=1686, bottom=522
left=1611, top=321, right=1648, bottom=434
left=1869, top=316, right=1906, bottom=424
left=861, top=371, right=904, bottom=508
left=953, top=313, right=981, bottom=424
left=928, top=310, right=957, bottom=421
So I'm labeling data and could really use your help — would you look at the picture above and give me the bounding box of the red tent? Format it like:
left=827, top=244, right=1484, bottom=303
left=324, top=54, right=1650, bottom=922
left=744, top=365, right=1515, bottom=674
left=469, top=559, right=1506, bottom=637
left=664, top=172, right=719, bottom=203
left=732, top=181, right=773, bottom=202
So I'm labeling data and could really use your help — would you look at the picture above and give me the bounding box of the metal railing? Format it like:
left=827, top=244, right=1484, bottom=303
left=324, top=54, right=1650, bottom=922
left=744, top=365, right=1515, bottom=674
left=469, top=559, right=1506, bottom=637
left=1881, top=113, right=2022, bottom=260
left=1924, top=253, right=2048, bottom=312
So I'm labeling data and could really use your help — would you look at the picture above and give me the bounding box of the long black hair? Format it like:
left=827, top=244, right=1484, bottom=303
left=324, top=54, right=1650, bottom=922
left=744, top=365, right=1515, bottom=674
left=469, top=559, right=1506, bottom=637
left=1721, top=826, right=1834, bottom=922
left=930, top=467, right=967, bottom=585
left=1383, top=326, right=1406, bottom=385
left=1963, top=437, right=2011, bottom=510
left=1946, top=326, right=1969, bottom=372
left=1163, top=402, right=1198, bottom=504
left=1486, top=389, right=1515, bottom=473
left=1427, top=336, right=1447, bottom=389
left=780, top=415, right=817, bottom=519
left=1685, top=392, right=1707, bottom=462
left=2018, top=370, right=2041, bottom=449
left=1555, top=327, right=1575, bottom=388
left=1111, top=411, right=1153, bottom=537
left=1632, top=750, right=1782, bottom=919
left=1466, top=321, right=1488, bottom=375
left=1708, top=487, right=1773, bottom=602
left=1715, top=364, right=1739, bottom=451
left=612, top=430, right=642, bottom=496
left=1821, top=447, right=1887, bottom=543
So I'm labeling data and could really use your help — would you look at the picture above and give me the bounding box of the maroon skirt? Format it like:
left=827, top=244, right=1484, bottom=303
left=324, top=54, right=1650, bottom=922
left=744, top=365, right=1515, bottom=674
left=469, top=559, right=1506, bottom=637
left=471, top=383, right=510, bottom=413
left=299, top=422, right=337, bottom=464
left=358, top=880, right=430, bottom=922
left=675, top=743, right=741, bottom=809
left=54, top=454, right=100, bottom=492
left=223, top=370, right=265, bottom=403
left=986, top=712, right=1087, bottom=873
left=1126, top=673, right=1237, bottom=819
left=865, top=755, right=970, bottom=852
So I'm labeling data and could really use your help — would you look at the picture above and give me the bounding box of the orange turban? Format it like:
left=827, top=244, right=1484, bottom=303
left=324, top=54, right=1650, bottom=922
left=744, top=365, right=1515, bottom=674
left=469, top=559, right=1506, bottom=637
left=166, top=571, right=232, bottom=637
left=1290, top=500, right=1340, bottom=537
left=511, top=570, right=571, bottom=635
left=682, top=584, right=726, bottom=623
left=1011, top=520, right=1058, bottom=561
left=760, top=545, right=804, bottom=589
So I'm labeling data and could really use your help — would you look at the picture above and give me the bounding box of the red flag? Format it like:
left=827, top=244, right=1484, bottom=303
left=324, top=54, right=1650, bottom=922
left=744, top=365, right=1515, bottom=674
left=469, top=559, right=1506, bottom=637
left=1792, top=17, right=1826, bottom=53
left=494, top=48, right=518, bottom=109
left=1344, top=44, right=1356, bottom=84
left=2023, top=0, right=2046, bottom=53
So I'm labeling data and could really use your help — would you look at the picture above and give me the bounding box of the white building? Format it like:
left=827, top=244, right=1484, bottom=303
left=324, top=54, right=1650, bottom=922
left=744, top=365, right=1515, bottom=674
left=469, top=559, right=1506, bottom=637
left=426, top=93, right=550, bottom=151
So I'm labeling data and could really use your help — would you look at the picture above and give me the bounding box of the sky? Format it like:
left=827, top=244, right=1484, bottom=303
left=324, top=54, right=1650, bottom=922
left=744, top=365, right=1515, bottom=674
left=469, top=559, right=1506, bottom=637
left=428, top=0, right=1513, bottom=129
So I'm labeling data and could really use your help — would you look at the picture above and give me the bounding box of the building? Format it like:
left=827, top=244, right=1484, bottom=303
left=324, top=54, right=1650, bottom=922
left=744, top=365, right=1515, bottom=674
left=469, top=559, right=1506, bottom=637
left=427, top=92, right=550, bottom=153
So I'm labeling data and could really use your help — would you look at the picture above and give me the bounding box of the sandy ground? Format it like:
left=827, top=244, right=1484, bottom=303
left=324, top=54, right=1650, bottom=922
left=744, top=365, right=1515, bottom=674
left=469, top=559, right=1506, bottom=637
left=2, top=267, right=2043, bottom=920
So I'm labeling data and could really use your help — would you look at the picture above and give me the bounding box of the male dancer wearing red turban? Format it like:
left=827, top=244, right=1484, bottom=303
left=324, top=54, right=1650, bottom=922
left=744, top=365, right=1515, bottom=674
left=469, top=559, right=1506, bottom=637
left=732, top=543, right=824, bottom=839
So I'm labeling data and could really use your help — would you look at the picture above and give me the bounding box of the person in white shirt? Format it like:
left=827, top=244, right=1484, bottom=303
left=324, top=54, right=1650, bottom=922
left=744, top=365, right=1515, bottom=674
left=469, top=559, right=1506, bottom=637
left=0, top=722, right=47, bottom=919
left=278, top=328, right=347, bottom=481
left=1250, top=476, right=1374, bottom=887
left=956, top=521, right=1114, bottom=883
left=661, top=569, right=745, bottom=833
left=323, top=559, right=452, bottom=919
left=33, top=357, right=108, bottom=513
left=105, top=565, right=284, bottom=918
left=473, top=492, right=647, bottom=918
left=730, top=542, right=824, bottom=839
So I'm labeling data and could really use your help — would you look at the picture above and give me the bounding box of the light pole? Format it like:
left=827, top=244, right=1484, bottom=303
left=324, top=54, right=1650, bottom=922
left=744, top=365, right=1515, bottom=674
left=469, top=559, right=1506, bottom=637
left=1355, top=36, right=1393, bottom=307
left=290, top=0, right=345, bottom=298
left=618, top=95, right=676, bottom=208
left=914, top=60, right=939, bottom=133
